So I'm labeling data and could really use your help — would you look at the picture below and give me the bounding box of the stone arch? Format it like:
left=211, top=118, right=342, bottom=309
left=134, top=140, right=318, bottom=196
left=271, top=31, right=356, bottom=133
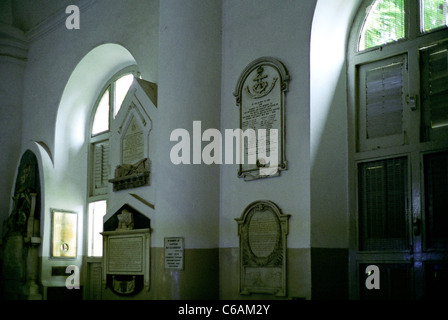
left=55, top=43, right=137, bottom=170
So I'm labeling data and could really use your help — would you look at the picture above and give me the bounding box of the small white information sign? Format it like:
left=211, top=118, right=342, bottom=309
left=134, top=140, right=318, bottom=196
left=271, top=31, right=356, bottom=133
left=164, top=237, right=184, bottom=270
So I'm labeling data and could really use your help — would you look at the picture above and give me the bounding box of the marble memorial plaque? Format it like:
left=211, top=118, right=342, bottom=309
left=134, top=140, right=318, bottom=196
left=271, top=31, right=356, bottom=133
left=108, top=236, right=143, bottom=273
left=164, top=237, right=184, bottom=270
left=109, top=79, right=157, bottom=192
left=234, top=57, right=289, bottom=181
left=248, top=210, right=279, bottom=258
left=235, top=200, right=290, bottom=296
left=101, top=228, right=151, bottom=292
left=122, top=116, right=144, bottom=165
left=109, top=109, right=150, bottom=191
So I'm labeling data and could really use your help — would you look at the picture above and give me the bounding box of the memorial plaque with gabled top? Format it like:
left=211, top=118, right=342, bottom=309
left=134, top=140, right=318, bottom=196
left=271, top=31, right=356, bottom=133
left=235, top=200, right=290, bottom=296
left=101, top=205, right=152, bottom=294
left=109, top=78, right=157, bottom=192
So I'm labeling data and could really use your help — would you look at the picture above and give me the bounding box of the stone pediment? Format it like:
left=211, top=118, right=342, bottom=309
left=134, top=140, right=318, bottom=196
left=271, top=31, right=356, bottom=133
left=103, top=203, right=151, bottom=232
left=103, top=192, right=155, bottom=230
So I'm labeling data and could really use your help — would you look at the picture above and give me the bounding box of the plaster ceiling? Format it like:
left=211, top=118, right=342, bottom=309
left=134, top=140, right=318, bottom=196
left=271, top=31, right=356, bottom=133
left=10, top=0, right=73, bottom=32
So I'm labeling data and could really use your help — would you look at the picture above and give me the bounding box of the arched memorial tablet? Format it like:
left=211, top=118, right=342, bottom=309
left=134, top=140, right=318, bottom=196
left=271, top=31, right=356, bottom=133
left=234, top=57, right=289, bottom=181
left=235, top=200, right=290, bottom=296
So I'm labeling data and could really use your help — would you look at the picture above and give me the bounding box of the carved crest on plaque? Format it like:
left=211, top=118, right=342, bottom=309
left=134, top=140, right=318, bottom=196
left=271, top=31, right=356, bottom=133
left=245, top=66, right=278, bottom=99
left=235, top=200, right=290, bottom=296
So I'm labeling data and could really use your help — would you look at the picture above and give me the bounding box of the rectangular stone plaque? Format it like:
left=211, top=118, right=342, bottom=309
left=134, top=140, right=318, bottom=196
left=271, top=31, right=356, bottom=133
left=101, top=228, right=151, bottom=291
left=122, top=116, right=145, bottom=165
left=164, top=237, right=184, bottom=270
left=234, top=57, right=289, bottom=181
left=108, top=236, right=143, bottom=273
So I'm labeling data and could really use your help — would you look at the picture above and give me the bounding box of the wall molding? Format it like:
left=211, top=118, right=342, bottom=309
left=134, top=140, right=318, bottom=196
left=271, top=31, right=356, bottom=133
left=26, top=0, right=95, bottom=42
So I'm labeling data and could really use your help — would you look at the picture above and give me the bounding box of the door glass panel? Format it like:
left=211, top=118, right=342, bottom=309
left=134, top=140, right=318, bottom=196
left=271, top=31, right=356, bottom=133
left=114, top=74, right=135, bottom=117
left=359, top=263, right=413, bottom=300
left=359, top=0, right=405, bottom=51
left=424, top=151, right=448, bottom=249
left=421, top=0, right=448, bottom=33
left=357, top=55, right=407, bottom=151
left=92, top=88, right=110, bottom=135
left=365, top=62, right=404, bottom=138
left=421, top=43, right=448, bottom=141
left=88, top=200, right=107, bottom=257
left=358, top=157, right=409, bottom=251
left=425, top=263, right=448, bottom=299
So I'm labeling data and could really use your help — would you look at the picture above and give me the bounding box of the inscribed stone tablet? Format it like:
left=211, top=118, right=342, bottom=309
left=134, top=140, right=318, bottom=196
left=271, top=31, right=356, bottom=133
left=108, top=236, right=143, bottom=273
left=241, top=65, right=281, bottom=171
left=245, top=267, right=282, bottom=289
left=248, top=210, right=279, bottom=258
left=234, top=57, right=289, bottom=181
left=236, top=200, right=290, bottom=296
left=122, top=116, right=144, bottom=165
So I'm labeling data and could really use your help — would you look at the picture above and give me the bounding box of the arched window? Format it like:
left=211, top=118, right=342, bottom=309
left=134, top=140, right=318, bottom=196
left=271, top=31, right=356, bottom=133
left=348, top=0, right=448, bottom=299
left=359, top=0, right=405, bottom=51
left=87, top=65, right=139, bottom=257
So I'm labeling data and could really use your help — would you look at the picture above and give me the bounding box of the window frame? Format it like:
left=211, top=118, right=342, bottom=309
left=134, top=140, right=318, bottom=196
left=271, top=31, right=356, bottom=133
left=420, top=0, right=448, bottom=34
left=86, top=65, right=140, bottom=257
left=356, top=53, right=409, bottom=151
left=348, top=0, right=448, bottom=158
left=348, top=0, right=448, bottom=299
left=356, top=155, right=412, bottom=252
left=358, top=0, right=407, bottom=52
left=90, top=65, right=140, bottom=139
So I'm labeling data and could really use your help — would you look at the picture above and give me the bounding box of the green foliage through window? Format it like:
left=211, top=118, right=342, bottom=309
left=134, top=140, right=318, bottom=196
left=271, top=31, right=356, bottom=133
left=422, top=0, right=448, bottom=32
left=359, top=0, right=405, bottom=51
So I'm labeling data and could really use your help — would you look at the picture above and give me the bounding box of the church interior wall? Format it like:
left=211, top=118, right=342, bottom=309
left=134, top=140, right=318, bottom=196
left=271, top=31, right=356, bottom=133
left=0, top=0, right=363, bottom=300
left=219, top=0, right=317, bottom=300
left=309, top=0, right=360, bottom=299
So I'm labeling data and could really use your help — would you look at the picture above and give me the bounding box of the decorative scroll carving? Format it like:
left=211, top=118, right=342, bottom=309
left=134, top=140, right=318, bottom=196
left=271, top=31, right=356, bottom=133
left=109, top=158, right=150, bottom=192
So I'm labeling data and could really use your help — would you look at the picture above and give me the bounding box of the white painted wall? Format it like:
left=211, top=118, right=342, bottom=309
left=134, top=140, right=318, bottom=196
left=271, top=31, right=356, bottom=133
left=310, top=0, right=361, bottom=248
left=220, top=0, right=317, bottom=249
left=0, top=24, right=27, bottom=239
left=18, top=0, right=160, bottom=287
left=156, top=0, right=222, bottom=249
left=1, top=0, right=365, bottom=295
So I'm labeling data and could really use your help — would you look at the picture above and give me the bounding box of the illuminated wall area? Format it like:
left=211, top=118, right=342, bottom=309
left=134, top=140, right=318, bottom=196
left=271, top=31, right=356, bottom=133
left=1, top=0, right=447, bottom=303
